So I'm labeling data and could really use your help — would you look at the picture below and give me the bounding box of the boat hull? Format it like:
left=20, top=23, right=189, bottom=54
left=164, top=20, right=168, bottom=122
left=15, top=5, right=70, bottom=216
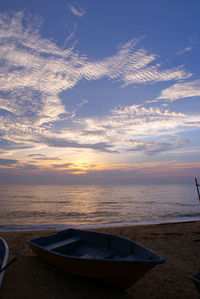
left=28, top=229, right=165, bottom=289
left=0, top=237, right=9, bottom=287
left=190, top=272, right=200, bottom=295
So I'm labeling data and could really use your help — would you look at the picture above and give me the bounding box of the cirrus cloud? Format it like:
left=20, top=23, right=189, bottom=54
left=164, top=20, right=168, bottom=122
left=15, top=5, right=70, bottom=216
left=0, top=11, right=193, bottom=157
left=0, top=12, right=189, bottom=123
left=157, top=79, right=200, bottom=101
left=69, top=3, right=85, bottom=18
left=80, top=103, right=199, bottom=155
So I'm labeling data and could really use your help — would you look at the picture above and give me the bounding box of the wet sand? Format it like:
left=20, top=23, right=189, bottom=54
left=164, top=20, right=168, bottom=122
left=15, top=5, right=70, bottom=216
left=0, top=221, right=200, bottom=298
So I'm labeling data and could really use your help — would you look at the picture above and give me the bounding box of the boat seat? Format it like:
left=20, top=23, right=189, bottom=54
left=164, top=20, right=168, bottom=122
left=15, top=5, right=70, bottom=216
left=45, top=237, right=82, bottom=250
left=78, top=247, right=116, bottom=260
left=104, top=251, right=117, bottom=259
left=122, top=254, right=153, bottom=261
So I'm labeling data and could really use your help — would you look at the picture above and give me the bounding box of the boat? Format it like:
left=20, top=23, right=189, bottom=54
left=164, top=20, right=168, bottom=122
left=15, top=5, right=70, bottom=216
left=190, top=271, right=200, bottom=294
left=0, top=237, right=9, bottom=287
left=28, top=228, right=165, bottom=289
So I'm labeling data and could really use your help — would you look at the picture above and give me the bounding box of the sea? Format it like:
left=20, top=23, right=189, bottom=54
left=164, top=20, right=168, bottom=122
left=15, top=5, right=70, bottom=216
left=0, top=184, right=200, bottom=231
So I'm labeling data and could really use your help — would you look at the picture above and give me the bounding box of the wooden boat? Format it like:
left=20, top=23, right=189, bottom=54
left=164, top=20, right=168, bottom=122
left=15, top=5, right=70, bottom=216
left=0, top=237, right=9, bottom=287
left=190, top=272, right=200, bottom=294
left=28, top=228, right=165, bottom=288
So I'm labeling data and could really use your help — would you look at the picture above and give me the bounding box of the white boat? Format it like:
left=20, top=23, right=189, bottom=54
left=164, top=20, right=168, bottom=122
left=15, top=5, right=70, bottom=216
left=28, top=228, right=165, bottom=289
left=0, top=237, right=9, bottom=287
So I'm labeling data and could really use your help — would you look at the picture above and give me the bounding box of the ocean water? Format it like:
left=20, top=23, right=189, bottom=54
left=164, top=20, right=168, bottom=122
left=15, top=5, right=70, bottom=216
left=0, top=184, right=199, bottom=230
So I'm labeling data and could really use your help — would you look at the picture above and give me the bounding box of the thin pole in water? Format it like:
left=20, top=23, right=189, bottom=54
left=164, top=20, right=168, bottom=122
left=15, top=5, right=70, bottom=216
left=195, top=178, right=200, bottom=201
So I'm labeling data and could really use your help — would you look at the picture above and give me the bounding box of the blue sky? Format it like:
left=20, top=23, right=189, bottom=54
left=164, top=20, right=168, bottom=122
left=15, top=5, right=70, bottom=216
left=0, top=0, right=200, bottom=184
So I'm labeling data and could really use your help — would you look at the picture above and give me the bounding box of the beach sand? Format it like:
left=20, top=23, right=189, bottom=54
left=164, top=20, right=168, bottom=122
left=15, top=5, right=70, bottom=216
left=0, top=221, right=200, bottom=299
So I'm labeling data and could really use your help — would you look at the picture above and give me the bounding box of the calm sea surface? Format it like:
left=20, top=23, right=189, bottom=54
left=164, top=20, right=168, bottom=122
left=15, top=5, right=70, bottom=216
left=0, top=184, right=199, bottom=230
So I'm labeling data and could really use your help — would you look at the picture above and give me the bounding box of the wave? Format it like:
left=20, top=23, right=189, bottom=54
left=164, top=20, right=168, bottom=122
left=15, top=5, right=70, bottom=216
left=1, top=215, right=200, bottom=231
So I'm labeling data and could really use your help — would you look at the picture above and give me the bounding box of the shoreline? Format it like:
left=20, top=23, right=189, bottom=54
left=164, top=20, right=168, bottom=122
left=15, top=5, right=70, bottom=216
left=1, top=221, right=200, bottom=298
left=1, top=215, right=200, bottom=232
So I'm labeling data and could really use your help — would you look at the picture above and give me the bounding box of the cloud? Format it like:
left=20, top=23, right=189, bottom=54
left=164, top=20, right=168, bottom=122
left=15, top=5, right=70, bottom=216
left=1, top=100, right=193, bottom=156
left=81, top=103, right=199, bottom=154
left=84, top=104, right=187, bottom=137
left=0, top=11, right=192, bottom=156
left=21, top=163, right=40, bottom=170
left=176, top=46, right=193, bottom=55
left=0, top=137, right=32, bottom=150
left=80, top=39, right=189, bottom=85
left=39, top=136, right=117, bottom=153
left=157, top=80, right=200, bottom=101
left=69, top=4, right=85, bottom=17
left=0, top=158, right=18, bottom=166
left=139, top=137, right=189, bottom=156
left=52, top=163, right=74, bottom=168
left=29, top=154, right=61, bottom=161
left=0, top=12, right=188, bottom=92
left=0, top=160, right=199, bottom=184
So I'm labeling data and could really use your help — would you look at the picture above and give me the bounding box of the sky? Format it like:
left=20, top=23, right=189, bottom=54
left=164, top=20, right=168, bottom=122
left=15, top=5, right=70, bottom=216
left=0, top=0, right=200, bottom=185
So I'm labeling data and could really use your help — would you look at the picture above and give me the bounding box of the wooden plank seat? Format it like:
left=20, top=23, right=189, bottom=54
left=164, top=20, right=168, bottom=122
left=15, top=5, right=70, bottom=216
left=122, top=254, right=153, bottom=261
left=77, top=246, right=117, bottom=260
left=45, top=237, right=82, bottom=251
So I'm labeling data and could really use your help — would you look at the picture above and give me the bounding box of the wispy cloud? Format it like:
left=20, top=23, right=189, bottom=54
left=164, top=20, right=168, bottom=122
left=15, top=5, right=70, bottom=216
left=0, top=11, right=193, bottom=156
left=0, top=158, right=18, bottom=166
left=80, top=103, right=200, bottom=155
left=176, top=46, right=193, bottom=55
left=69, top=3, right=85, bottom=17
left=157, top=79, right=200, bottom=101
left=52, top=163, right=74, bottom=168
left=80, top=39, right=189, bottom=85
left=29, top=154, right=61, bottom=161
left=136, top=137, right=189, bottom=156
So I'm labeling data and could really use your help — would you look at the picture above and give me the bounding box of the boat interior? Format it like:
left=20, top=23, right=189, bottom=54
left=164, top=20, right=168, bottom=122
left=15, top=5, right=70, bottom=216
left=29, top=229, right=161, bottom=262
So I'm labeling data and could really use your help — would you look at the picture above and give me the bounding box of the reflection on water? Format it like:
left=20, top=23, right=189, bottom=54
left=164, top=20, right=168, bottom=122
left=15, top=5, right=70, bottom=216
left=0, top=184, right=199, bottom=228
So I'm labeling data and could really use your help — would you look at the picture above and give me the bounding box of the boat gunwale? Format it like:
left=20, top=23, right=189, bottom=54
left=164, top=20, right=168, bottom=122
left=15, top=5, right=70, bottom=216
left=190, top=272, right=200, bottom=283
left=27, top=228, right=165, bottom=265
left=0, top=237, right=9, bottom=286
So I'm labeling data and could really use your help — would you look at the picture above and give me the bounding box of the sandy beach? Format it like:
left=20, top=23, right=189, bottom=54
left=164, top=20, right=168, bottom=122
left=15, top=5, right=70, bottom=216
left=0, top=221, right=200, bottom=299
